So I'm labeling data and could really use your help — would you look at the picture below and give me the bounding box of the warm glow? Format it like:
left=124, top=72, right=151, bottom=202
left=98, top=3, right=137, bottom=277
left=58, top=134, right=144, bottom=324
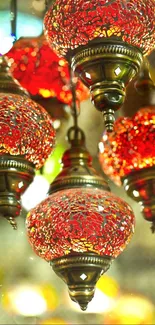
left=99, top=107, right=155, bottom=186
left=4, top=286, right=47, bottom=316
left=40, top=318, right=67, bottom=325
left=104, top=294, right=154, bottom=325
left=2, top=283, right=59, bottom=316
left=94, top=26, right=121, bottom=38
left=39, top=89, right=56, bottom=98
left=97, top=275, right=119, bottom=298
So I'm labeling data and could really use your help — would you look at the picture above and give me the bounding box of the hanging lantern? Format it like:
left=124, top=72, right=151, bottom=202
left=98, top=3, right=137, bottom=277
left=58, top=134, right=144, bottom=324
left=7, top=35, right=89, bottom=105
left=26, top=126, right=135, bottom=311
left=99, top=107, right=155, bottom=231
left=0, top=56, right=55, bottom=229
left=44, top=0, right=155, bottom=131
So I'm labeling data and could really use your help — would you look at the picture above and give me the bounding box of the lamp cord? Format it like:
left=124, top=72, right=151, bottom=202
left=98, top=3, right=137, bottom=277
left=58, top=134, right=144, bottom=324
left=70, top=68, right=78, bottom=130
left=10, top=0, right=17, bottom=42
left=45, top=0, right=51, bottom=11
left=67, top=64, right=85, bottom=143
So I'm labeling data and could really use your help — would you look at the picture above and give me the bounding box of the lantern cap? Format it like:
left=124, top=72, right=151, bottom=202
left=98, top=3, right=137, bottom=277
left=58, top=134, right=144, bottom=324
left=49, top=126, right=110, bottom=194
left=0, top=56, right=29, bottom=96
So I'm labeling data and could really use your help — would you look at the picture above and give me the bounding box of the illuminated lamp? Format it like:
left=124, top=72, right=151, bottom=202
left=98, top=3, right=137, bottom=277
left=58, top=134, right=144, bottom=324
left=7, top=35, right=89, bottom=105
left=26, top=115, right=135, bottom=310
left=44, top=0, right=155, bottom=131
left=0, top=56, right=55, bottom=229
left=99, top=64, right=155, bottom=231
left=99, top=107, right=155, bottom=231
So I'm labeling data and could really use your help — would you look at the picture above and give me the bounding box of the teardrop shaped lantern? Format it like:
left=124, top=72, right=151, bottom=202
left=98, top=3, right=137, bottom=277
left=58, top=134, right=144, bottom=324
left=44, top=0, right=155, bottom=131
left=26, top=82, right=135, bottom=310
left=0, top=56, right=55, bottom=229
left=7, top=35, right=89, bottom=105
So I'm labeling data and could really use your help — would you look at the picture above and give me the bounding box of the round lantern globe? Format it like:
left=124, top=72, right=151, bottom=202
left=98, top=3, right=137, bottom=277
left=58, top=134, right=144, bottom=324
left=99, top=107, right=155, bottom=185
left=26, top=187, right=135, bottom=261
left=0, top=55, right=56, bottom=229
left=0, top=92, right=55, bottom=169
left=7, top=36, right=89, bottom=105
left=44, top=0, right=155, bottom=56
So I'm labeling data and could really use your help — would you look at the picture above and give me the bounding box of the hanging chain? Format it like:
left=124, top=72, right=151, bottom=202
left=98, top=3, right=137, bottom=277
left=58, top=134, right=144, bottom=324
left=67, top=64, right=85, bottom=143
left=45, top=0, right=51, bottom=11
left=45, top=0, right=48, bottom=11
left=70, top=68, right=78, bottom=130
left=10, top=0, right=17, bottom=42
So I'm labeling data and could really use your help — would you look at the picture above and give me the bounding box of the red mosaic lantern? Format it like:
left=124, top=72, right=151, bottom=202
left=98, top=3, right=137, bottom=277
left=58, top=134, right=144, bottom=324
left=99, top=107, right=155, bottom=231
left=44, top=0, right=155, bottom=56
left=0, top=93, right=55, bottom=169
left=27, top=188, right=134, bottom=261
left=7, top=35, right=89, bottom=105
left=26, top=129, right=135, bottom=310
left=0, top=56, right=55, bottom=229
left=44, top=0, right=155, bottom=131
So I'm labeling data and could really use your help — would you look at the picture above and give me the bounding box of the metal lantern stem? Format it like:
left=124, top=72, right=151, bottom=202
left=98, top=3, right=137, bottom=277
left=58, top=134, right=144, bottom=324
left=71, top=38, right=143, bottom=132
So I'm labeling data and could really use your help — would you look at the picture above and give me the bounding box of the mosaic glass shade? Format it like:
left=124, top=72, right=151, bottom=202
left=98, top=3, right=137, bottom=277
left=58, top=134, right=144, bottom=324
left=98, top=107, right=155, bottom=185
left=26, top=187, right=135, bottom=261
left=0, top=93, right=55, bottom=169
left=7, top=35, right=89, bottom=105
left=44, top=0, right=155, bottom=55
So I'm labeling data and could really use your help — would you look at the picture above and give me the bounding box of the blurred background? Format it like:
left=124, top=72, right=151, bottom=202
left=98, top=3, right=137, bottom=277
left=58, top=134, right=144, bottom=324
left=0, top=0, right=155, bottom=324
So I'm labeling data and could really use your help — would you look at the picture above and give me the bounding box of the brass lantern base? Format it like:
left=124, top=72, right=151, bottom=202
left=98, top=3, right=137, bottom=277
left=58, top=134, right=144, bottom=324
left=51, top=253, right=112, bottom=311
left=71, top=38, right=143, bottom=131
left=0, top=155, right=35, bottom=229
left=123, top=167, right=155, bottom=232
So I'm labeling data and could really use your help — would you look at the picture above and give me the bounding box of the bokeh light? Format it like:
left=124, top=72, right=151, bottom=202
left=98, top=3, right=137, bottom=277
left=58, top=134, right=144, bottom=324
left=104, top=294, right=154, bottom=325
left=2, top=283, right=59, bottom=317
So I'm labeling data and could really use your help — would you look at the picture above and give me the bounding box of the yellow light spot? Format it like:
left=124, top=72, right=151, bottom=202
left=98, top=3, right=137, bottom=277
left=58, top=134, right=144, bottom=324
left=39, top=89, right=56, bottom=98
left=59, top=59, right=66, bottom=67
